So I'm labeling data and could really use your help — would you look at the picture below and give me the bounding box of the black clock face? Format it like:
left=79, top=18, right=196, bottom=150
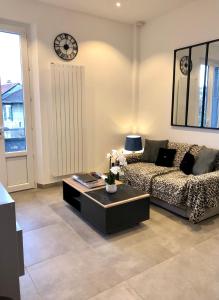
left=180, top=56, right=192, bottom=75
left=54, top=33, right=78, bottom=61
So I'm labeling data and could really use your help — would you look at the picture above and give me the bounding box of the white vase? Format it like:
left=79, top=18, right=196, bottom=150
left=106, top=184, right=117, bottom=194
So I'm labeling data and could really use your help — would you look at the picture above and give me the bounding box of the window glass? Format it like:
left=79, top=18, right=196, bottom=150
left=0, top=31, right=26, bottom=152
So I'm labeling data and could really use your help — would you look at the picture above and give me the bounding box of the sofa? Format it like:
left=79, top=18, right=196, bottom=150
left=124, top=142, right=219, bottom=223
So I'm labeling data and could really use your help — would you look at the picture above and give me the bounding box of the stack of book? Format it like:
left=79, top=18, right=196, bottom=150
left=72, top=173, right=105, bottom=189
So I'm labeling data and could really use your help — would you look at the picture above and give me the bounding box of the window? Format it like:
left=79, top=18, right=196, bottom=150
left=202, top=61, right=219, bottom=127
left=3, top=104, right=13, bottom=121
left=211, top=66, right=219, bottom=127
left=0, top=31, right=26, bottom=152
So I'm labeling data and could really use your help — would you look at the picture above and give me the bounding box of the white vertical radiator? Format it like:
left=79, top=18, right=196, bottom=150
left=51, top=63, right=85, bottom=177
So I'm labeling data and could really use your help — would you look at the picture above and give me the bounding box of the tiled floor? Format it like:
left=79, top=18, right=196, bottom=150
left=12, top=186, right=219, bottom=300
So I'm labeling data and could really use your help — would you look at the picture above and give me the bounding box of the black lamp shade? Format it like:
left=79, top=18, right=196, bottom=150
left=125, top=135, right=142, bottom=152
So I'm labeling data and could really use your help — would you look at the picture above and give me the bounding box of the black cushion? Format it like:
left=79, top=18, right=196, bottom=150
left=141, top=139, right=168, bottom=163
left=180, top=152, right=195, bottom=175
left=193, top=146, right=219, bottom=175
left=155, top=148, right=176, bottom=167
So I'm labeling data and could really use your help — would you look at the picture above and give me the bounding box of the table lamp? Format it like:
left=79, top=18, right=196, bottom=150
left=125, top=135, right=142, bottom=152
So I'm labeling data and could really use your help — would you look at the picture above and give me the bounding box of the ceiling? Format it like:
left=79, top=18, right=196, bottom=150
left=35, top=0, right=195, bottom=24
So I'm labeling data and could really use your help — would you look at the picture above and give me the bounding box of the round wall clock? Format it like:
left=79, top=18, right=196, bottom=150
left=180, top=56, right=192, bottom=75
left=54, top=33, right=78, bottom=61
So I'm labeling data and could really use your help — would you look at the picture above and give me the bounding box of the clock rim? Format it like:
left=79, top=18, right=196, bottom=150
left=54, top=33, right=78, bottom=61
left=180, top=56, right=192, bottom=75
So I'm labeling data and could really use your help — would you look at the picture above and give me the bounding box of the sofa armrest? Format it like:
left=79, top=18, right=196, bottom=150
left=187, top=171, right=219, bottom=223
left=124, top=153, right=142, bottom=164
left=190, top=170, right=219, bottom=183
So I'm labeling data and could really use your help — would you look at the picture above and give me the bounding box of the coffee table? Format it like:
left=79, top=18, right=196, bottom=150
left=63, top=178, right=150, bottom=234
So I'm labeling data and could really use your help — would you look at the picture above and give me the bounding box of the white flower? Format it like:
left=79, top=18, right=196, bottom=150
left=121, top=160, right=128, bottom=167
left=112, top=149, right=119, bottom=159
left=106, top=153, right=112, bottom=159
left=110, top=166, right=121, bottom=175
left=117, top=154, right=127, bottom=166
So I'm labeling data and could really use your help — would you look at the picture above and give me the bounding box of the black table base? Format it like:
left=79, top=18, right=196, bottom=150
left=63, top=182, right=150, bottom=234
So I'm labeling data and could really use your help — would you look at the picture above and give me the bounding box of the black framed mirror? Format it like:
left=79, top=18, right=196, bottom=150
left=171, top=39, right=219, bottom=129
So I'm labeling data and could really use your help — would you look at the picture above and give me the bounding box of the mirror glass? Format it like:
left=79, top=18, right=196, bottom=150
left=172, top=48, right=189, bottom=126
left=172, top=39, right=219, bottom=129
left=187, top=45, right=206, bottom=127
left=204, top=41, right=219, bottom=128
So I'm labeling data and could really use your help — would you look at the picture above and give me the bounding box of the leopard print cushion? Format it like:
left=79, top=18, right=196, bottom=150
left=123, top=162, right=177, bottom=193
left=152, top=171, right=193, bottom=206
left=168, top=142, right=191, bottom=167
left=125, top=153, right=142, bottom=164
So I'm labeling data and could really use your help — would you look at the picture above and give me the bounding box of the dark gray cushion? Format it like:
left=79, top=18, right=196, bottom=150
left=214, top=152, right=219, bottom=171
left=141, top=139, right=168, bottom=163
left=193, top=147, right=219, bottom=175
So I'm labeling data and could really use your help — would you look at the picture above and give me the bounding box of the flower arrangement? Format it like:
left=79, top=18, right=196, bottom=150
left=105, top=150, right=127, bottom=186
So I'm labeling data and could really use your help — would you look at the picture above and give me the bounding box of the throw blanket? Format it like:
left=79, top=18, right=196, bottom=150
left=124, top=160, right=219, bottom=223
left=123, top=162, right=177, bottom=193
left=187, top=171, right=219, bottom=223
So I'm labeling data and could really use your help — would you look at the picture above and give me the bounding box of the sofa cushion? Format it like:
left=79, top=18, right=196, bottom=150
left=180, top=152, right=195, bottom=175
left=168, top=142, right=191, bottom=167
left=193, top=147, right=218, bottom=175
left=123, top=162, right=176, bottom=193
left=142, top=139, right=168, bottom=163
left=152, top=171, right=192, bottom=206
left=125, top=153, right=142, bottom=164
left=214, top=152, right=219, bottom=171
left=202, top=147, right=219, bottom=171
left=155, top=148, right=176, bottom=167
left=190, top=144, right=203, bottom=159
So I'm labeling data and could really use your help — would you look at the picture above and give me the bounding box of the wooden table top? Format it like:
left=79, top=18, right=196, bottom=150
left=63, top=177, right=122, bottom=193
left=63, top=178, right=149, bottom=208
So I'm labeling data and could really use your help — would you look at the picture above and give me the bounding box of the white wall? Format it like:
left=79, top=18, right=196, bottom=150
left=3, top=0, right=219, bottom=185
left=0, top=0, right=133, bottom=184
left=138, top=0, right=219, bottom=148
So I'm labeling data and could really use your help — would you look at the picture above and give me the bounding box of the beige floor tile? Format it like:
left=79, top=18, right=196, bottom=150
left=193, top=234, right=219, bottom=271
left=149, top=205, right=175, bottom=221
left=109, top=237, right=173, bottom=280
left=28, top=249, right=123, bottom=300
left=15, top=197, right=62, bottom=232
left=128, top=247, right=219, bottom=300
left=12, top=186, right=61, bottom=203
left=168, top=247, right=219, bottom=300
left=109, top=223, right=155, bottom=247
left=23, top=222, right=88, bottom=266
left=145, top=209, right=216, bottom=254
left=51, top=201, right=109, bottom=247
left=20, top=271, right=41, bottom=300
left=128, top=261, right=197, bottom=299
left=12, top=189, right=38, bottom=201
left=36, top=186, right=63, bottom=205
left=189, top=214, right=219, bottom=234
left=89, top=282, right=142, bottom=300
left=151, top=204, right=219, bottom=237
